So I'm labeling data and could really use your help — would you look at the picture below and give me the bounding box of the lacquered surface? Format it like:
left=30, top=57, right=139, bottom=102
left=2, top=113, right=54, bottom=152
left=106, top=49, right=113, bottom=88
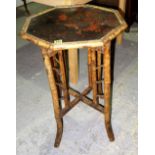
left=27, top=6, right=120, bottom=42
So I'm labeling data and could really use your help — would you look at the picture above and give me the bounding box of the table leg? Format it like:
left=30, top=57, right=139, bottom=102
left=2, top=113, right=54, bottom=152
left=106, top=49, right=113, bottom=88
left=103, top=42, right=115, bottom=141
left=97, top=48, right=103, bottom=94
left=88, top=48, right=92, bottom=87
left=68, top=49, right=79, bottom=84
left=117, top=0, right=126, bottom=44
left=41, top=49, right=63, bottom=147
left=58, top=50, right=70, bottom=107
left=91, top=48, right=98, bottom=105
left=51, top=55, right=62, bottom=100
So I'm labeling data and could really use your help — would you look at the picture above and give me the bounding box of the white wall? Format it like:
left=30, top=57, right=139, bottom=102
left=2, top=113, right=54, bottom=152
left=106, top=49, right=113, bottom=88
left=16, top=0, right=32, bottom=7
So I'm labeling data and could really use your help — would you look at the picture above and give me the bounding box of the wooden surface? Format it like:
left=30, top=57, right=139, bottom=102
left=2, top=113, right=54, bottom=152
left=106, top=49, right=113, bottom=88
left=27, top=7, right=120, bottom=42
left=21, top=5, right=127, bottom=50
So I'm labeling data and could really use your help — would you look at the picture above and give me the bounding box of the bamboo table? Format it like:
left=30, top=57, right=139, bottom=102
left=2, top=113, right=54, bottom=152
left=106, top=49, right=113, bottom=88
left=21, top=4, right=127, bottom=147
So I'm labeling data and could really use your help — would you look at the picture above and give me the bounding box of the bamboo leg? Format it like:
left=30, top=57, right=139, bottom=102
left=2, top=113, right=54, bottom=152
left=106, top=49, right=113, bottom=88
left=51, top=55, right=62, bottom=98
left=58, top=50, right=70, bottom=107
left=97, top=48, right=103, bottom=94
left=103, top=42, right=115, bottom=141
left=88, top=48, right=92, bottom=87
left=91, top=48, right=98, bottom=104
left=54, top=118, right=63, bottom=147
left=117, top=0, right=126, bottom=44
left=68, top=49, right=79, bottom=84
left=41, top=48, right=63, bottom=147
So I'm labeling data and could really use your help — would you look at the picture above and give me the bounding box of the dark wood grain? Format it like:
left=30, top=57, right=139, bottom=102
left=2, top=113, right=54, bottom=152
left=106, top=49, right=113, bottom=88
left=27, top=7, right=119, bottom=42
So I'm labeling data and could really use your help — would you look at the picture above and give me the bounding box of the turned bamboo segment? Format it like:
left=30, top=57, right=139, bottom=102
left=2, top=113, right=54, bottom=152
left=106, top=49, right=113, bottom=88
left=118, top=0, right=126, bottom=17
left=117, top=0, right=126, bottom=44
left=91, top=48, right=98, bottom=105
left=41, top=48, right=63, bottom=147
left=103, top=42, right=114, bottom=141
left=68, top=49, right=79, bottom=84
left=97, top=48, right=103, bottom=94
left=88, top=48, right=92, bottom=87
left=42, top=49, right=60, bottom=118
left=58, top=50, right=70, bottom=107
left=51, top=55, right=62, bottom=98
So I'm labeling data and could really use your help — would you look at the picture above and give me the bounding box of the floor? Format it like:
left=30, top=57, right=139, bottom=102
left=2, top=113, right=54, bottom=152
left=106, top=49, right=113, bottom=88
left=16, top=3, right=138, bottom=155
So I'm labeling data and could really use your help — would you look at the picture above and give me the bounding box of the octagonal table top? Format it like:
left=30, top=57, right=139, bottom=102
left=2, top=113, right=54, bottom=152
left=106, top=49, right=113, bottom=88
left=21, top=5, right=127, bottom=50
